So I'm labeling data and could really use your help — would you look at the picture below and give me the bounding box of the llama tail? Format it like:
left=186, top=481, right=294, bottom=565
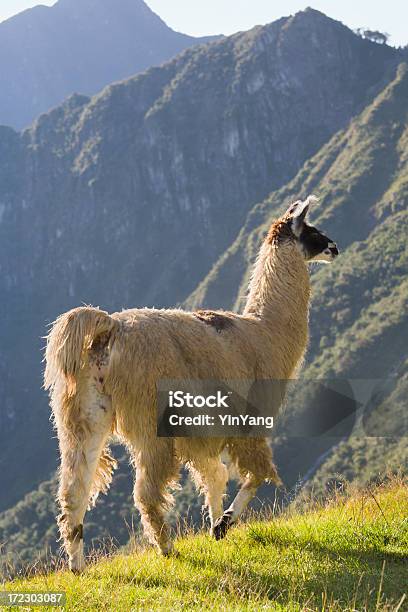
left=44, top=306, right=118, bottom=395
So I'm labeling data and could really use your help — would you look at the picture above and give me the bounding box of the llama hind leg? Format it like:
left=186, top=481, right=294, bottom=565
left=188, top=458, right=228, bottom=534
left=55, top=381, right=115, bottom=572
left=132, top=439, right=179, bottom=555
left=213, top=439, right=280, bottom=540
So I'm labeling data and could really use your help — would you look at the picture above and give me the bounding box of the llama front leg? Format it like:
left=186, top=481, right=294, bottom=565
left=213, top=438, right=280, bottom=540
left=188, top=458, right=228, bottom=534
left=132, top=439, right=179, bottom=555
left=54, top=382, right=114, bottom=572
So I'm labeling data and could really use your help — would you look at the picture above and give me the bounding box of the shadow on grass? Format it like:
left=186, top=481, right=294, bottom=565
left=102, top=533, right=406, bottom=610
left=180, top=539, right=406, bottom=608
left=244, top=525, right=408, bottom=563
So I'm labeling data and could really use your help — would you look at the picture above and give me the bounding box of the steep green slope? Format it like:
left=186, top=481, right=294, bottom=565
left=186, top=62, right=408, bottom=487
left=2, top=481, right=407, bottom=611
left=0, top=9, right=398, bottom=515
left=2, top=62, right=407, bottom=577
left=187, top=62, right=408, bottom=313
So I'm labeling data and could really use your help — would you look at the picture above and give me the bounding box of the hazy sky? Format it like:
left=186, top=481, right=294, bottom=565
left=0, top=0, right=407, bottom=47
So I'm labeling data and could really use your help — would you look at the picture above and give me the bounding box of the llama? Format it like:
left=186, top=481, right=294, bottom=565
left=44, top=196, right=338, bottom=572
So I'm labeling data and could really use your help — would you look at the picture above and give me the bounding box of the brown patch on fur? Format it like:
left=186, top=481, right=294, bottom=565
left=266, top=218, right=294, bottom=246
left=194, top=310, right=234, bottom=333
left=89, top=333, right=110, bottom=368
left=68, top=524, right=83, bottom=542
left=44, top=306, right=117, bottom=397
left=89, top=333, right=110, bottom=393
left=90, top=332, right=110, bottom=352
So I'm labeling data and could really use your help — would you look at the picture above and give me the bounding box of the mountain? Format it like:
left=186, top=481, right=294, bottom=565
left=0, top=0, right=218, bottom=129
left=0, top=8, right=398, bottom=515
left=0, top=7, right=405, bottom=573
left=186, top=61, right=408, bottom=490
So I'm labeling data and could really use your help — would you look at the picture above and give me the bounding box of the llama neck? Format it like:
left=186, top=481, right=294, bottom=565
left=244, top=240, right=311, bottom=335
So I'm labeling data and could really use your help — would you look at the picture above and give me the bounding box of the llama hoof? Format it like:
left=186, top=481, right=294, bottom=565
left=69, top=561, right=85, bottom=574
left=213, top=511, right=235, bottom=540
left=160, top=542, right=175, bottom=557
left=69, top=550, right=85, bottom=574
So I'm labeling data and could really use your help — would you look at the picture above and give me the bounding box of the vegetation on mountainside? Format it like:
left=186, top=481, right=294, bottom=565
left=1, top=17, right=406, bottom=581
left=2, top=479, right=407, bottom=611
left=2, top=9, right=396, bottom=523
left=1, top=61, right=407, bottom=577
left=186, top=63, right=408, bottom=491
left=187, top=62, right=408, bottom=313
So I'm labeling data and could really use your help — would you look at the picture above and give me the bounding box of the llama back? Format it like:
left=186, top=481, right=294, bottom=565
left=108, top=307, right=255, bottom=384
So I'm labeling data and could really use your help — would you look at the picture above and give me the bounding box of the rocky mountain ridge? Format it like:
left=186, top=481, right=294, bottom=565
left=0, top=0, right=219, bottom=129
left=0, top=7, right=405, bottom=574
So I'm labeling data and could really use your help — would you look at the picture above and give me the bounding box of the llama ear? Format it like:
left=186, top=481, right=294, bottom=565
left=287, top=195, right=318, bottom=236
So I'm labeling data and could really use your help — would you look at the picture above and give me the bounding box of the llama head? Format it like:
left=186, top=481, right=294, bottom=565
left=284, top=195, right=339, bottom=263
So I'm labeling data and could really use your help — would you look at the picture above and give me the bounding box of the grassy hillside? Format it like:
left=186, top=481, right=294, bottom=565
left=0, top=456, right=202, bottom=579
left=2, top=480, right=407, bottom=611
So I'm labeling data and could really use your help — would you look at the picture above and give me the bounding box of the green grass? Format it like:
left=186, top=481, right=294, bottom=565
left=2, top=481, right=407, bottom=611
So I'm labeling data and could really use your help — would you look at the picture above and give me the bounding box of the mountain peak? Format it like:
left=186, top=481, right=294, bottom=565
left=56, top=0, right=146, bottom=6
left=289, top=6, right=353, bottom=30
left=55, top=0, right=149, bottom=10
left=0, top=0, right=211, bottom=129
left=53, top=0, right=174, bottom=26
